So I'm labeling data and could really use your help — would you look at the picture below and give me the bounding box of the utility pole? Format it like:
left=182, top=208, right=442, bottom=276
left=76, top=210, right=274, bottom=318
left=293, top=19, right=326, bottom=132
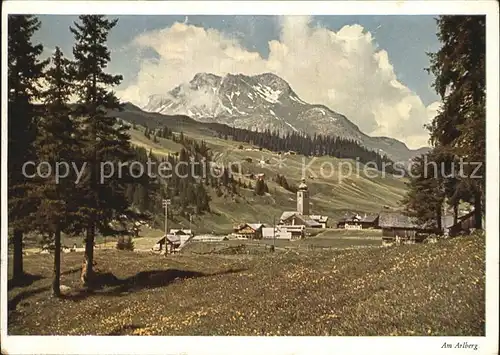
left=162, top=199, right=171, bottom=255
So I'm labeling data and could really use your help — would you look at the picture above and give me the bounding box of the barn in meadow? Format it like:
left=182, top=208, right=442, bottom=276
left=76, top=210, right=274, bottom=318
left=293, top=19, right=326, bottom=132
left=378, top=212, right=434, bottom=244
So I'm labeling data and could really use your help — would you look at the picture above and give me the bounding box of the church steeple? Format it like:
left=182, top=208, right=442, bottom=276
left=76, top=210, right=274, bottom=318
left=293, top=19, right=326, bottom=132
left=297, top=179, right=309, bottom=215
left=298, top=178, right=308, bottom=191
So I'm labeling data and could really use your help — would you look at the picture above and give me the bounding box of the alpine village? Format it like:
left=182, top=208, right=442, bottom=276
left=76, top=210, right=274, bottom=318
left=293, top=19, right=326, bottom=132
left=6, top=14, right=486, bottom=338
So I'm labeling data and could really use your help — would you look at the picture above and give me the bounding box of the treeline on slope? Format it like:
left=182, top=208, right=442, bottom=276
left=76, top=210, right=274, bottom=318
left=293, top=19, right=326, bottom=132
left=205, top=123, right=400, bottom=174
left=136, top=125, right=273, bottom=217
left=122, top=104, right=400, bottom=174
left=403, top=16, right=485, bottom=232
left=125, top=144, right=213, bottom=220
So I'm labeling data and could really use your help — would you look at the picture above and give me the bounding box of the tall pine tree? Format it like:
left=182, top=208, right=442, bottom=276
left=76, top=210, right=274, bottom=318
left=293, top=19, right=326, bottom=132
left=8, top=15, right=48, bottom=280
left=426, top=16, right=485, bottom=229
left=33, top=47, right=78, bottom=296
left=70, top=15, right=133, bottom=286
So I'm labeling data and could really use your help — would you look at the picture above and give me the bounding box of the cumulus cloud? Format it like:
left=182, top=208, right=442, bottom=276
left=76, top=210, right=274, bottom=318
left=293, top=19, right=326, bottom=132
left=118, top=16, right=438, bottom=149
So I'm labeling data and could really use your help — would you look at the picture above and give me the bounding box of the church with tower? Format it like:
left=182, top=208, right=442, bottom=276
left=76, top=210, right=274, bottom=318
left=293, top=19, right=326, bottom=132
left=279, top=179, right=329, bottom=229
left=296, top=179, right=309, bottom=215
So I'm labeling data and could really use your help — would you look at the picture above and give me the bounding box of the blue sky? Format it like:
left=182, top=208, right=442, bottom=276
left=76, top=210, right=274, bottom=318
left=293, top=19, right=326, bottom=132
left=33, top=15, right=443, bottom=148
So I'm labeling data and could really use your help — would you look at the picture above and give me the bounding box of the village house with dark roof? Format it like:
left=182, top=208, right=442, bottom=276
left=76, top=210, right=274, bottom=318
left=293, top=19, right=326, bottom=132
left=379, top=212, right=422, bottom=230
left=378, top=212, right=433, bottom=244
left=279, top=211, right=323, bottom=228
left=154, top=229, right=194, bottom=253
left=336, top=213, right=380, bottom=229
left=233, top=223, right=266, bottom=239
left=378, top=209, right=478, bottom=245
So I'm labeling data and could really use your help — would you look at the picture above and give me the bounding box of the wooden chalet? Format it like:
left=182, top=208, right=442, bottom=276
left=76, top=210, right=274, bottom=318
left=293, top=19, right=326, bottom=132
left=336, top=213, right=379, bottom=229
left=154, top=235, right=180, bottom=253
left=233, top=223, right=265, bottom=239
left=379, top=209, right=478, bottom=245
left=378, top=212, right=435, bottom=244
left=153, top=229, right=194, bottom=253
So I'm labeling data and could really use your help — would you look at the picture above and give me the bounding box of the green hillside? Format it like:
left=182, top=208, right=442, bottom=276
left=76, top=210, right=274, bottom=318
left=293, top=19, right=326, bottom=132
left=119, top=108, right=408, bottom=234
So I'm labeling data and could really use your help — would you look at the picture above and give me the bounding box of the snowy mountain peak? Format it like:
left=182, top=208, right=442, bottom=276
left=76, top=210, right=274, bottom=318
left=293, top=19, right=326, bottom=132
left=142, top=71, right=361, bottom=142
left=253, top=72, right=292, bottom=94
left=141, top=72, right=427, bottom=162
left=190, top=72, right=222, bottom=89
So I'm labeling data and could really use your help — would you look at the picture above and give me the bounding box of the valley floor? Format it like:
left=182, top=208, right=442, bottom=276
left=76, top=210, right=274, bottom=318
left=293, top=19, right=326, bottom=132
left=7, top=234, right=485, bottom=336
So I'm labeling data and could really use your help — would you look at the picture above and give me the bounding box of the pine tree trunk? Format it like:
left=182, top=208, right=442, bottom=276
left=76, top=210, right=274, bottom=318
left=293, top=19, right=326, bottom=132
left=82, top=223, right=95, bottom=287
left=453, top=203, right=459, bottom=225
left=436, top=207, right=442, bottom=233
left=474, top=190, right=482, bottom=229
left=52, top=225, right=61, bottom=297
left=13, top=229, right=24, bottom=280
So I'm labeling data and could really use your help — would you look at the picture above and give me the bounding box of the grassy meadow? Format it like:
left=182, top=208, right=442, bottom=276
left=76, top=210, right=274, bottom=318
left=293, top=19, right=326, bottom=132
left=8, top=233, right=485, bottom=336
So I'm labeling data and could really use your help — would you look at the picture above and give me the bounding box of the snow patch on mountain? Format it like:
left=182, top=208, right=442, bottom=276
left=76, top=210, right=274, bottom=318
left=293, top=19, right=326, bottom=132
left=253, top=84, right=281, bottom=104
left=141, top=72, right=428, bottom=162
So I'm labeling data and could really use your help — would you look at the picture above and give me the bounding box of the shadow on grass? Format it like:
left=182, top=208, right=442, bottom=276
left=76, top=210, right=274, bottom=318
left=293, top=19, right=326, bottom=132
left=62, top=267, right=247, bottom=301
left=8, top=285, right=51, bottom=311
left=8, top=266, right=81, bottom=290
left=8, top=273, right=45, bottom=291
left=61, top=267, right=84, bottom=276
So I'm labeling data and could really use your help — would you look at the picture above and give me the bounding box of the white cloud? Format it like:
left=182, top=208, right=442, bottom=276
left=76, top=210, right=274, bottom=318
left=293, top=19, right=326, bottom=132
left=118, top=16, right=439, bottom=149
